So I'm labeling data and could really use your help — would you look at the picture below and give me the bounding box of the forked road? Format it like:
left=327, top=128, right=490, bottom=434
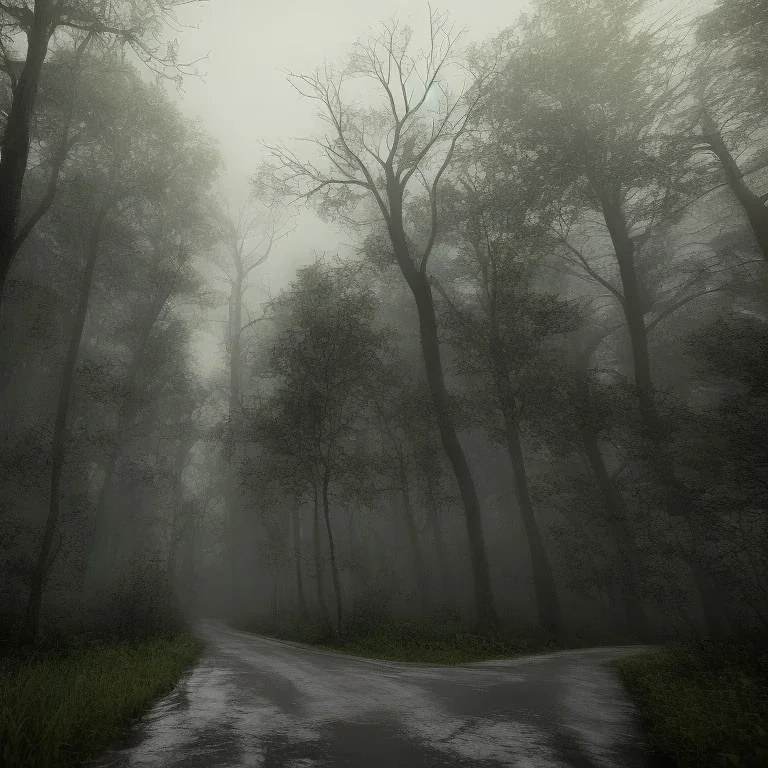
left=95, top=620, right=656, bottom=768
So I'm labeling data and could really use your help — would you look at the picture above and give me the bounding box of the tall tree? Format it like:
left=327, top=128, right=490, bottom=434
left=210, top=198, right=292, bottom=615
left=22, top=62, right=216, bottom=643
left=434, top=175, right=573, bottom=636
left=255, top=261, right=388, bottom=636
left=263, top=10, right=501, bottom=626
left=684, top=30, right=768, bottom=261
left=0, top=0, right=201, bottom=313
left=491, top=0, right=728, bottom=633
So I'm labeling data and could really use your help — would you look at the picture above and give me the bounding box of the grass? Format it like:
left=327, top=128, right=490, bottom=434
left=236, top=616, right=566, bottom=665
left=0, top=634, right=204, bottom=768
left=617, top=637, right=768, bottom=768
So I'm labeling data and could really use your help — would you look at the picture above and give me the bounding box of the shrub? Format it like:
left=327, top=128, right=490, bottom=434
left=618, top=637, right=768, bottom=768
left=82, top=562, right=186, bottom=643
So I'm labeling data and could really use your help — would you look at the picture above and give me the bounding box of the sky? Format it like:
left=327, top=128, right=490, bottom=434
left=167, top=0, right=529, bottom=373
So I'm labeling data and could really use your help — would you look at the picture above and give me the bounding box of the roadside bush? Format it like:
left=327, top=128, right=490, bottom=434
left=347, top=584, right=401, bottom=636
left=0, top=634, right=203, bottom=768
left=618, top=636, right=768, bottom=768
left=83, top=563, right=186, bottom=643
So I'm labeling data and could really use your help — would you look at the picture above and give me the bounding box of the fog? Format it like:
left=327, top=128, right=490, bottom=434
left=1, top=0, right=765, bottom=673
left=172, top=0, right=533, bottom=376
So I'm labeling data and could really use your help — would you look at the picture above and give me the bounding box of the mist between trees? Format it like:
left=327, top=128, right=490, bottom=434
left=0, top=0, right=766, bottom=650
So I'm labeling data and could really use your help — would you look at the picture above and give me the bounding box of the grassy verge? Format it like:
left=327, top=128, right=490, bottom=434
left=235, top=617, right=565, bottom=664
left=0, top=634, right=204, bottom=768
left=617, top=638, right=768, bottom=768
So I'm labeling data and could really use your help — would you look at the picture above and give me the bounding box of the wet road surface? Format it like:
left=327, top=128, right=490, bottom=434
left=94, top=620, right=655, bottom=768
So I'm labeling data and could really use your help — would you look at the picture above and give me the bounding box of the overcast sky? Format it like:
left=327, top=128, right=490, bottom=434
left=169, top=0, right=529, bottom=372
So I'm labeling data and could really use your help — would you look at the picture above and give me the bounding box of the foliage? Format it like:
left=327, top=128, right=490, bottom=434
left=238, top=613, right=562, bottom=665
left=618, top=638, right=768, bottom=767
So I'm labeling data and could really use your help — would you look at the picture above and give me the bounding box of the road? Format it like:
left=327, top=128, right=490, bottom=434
left=94, top=620, right=655, bottom=768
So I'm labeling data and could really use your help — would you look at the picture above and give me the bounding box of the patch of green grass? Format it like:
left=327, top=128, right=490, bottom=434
left=328, top=619, right=564, bottom=664
left=617, top=638, right=768, bottom=768
left=0, top=634, right=204, bottom=768
left=236, top=617, right=563, bottom=664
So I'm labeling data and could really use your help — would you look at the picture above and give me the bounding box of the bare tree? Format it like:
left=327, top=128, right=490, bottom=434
left=261, top=8, right=500, bottom=626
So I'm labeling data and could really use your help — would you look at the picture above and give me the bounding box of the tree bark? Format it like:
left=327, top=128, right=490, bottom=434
left=292, top=505, right=308, bottom=621
left=411, top=273, right=497, bottom=627
left=599, top=191, right=657, bottom=423
left=322, top=469, right=343, bottom=636
left=581, top=426, right=650, bottom=642
left=22, top=202, right=109, bottom=644
left=701, top=109, right=768, bottom=262
left=386, top=181, right=497, bottom=628
left=398, top=454, right=429, bottom=615
left=498, top=392, right=563, bottom=636
left=0, top=11, right=54, bottom=310
left=419, top=434, right=454, bottom=608
left=312, top=480, right=332, bottom=632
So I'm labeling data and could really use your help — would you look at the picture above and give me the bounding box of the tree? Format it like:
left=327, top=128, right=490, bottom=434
left=433, top=173, right=574, bottom=636
left=490, top=0, right=728, bottom=633
left=698, top=0, right=768, bottom=91
left=369, top=367, right=432, bottom=615
left=523, top=322, right=653, bottom=640
left=209, top=197, right=292, bottom=615
left=262, top=10, right=501, bottom=627
left=253, top=260, right=388, bottom=636
left=22, top=60, right=217, bottom=643
left=87, top=158, right=219, bottom=579
left=684, top=28, right=768, bottom=262
left=0, top=0, right=203, bottom=314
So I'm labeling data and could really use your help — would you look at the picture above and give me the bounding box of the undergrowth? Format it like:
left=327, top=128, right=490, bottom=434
left=0, top=634, right=204, bottom=768
left=617, top=636, right=768, bottom=768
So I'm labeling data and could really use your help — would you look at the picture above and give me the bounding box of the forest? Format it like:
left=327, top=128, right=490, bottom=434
left=0, top=0, right=767, bottom=766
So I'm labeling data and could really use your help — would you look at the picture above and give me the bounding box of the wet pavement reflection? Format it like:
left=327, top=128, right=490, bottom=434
left=92, top=621, right=655, bottom=768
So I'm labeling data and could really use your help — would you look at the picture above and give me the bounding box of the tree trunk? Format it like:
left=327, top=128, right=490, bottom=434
left=599, top=191, right=656, bottom=422
left=0, top=15, right=54, bottom=309
left=225, top=272, right=244, bottom=615
left=322, top=470, right=343, bottom=636
left=420, top=435, right=455, bottom=608
left=385, top=182, right=497, bottom=628
left=22, top=202, right=109, bottom=644
left=8, top=33, right=94, bottom=272
left=582, top=427, right=651, bottom=642
left=166, top=442, right=190, bottom=585
left=398, top=454, right=429, bottom=615
left=312, top=480, right=332, bottom=632
left=292, top=505, right=308, bottom=621
left=599, top=187, right=728, bottom=636
left=701, top=109, right=768, bottom=262
left=166, top=515, right=179, bottom=585
left=499, top=393, right=563, bottom=637
left=87, top=285, right=170, bottom=575
left=410, top=273, right=497, bottom=627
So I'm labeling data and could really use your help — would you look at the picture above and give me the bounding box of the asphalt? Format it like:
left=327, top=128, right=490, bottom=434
left=92, top=620, right=657, bottom=768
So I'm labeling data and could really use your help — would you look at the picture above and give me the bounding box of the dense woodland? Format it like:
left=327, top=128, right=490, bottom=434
left=1, top=0, right=767, bottom=650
